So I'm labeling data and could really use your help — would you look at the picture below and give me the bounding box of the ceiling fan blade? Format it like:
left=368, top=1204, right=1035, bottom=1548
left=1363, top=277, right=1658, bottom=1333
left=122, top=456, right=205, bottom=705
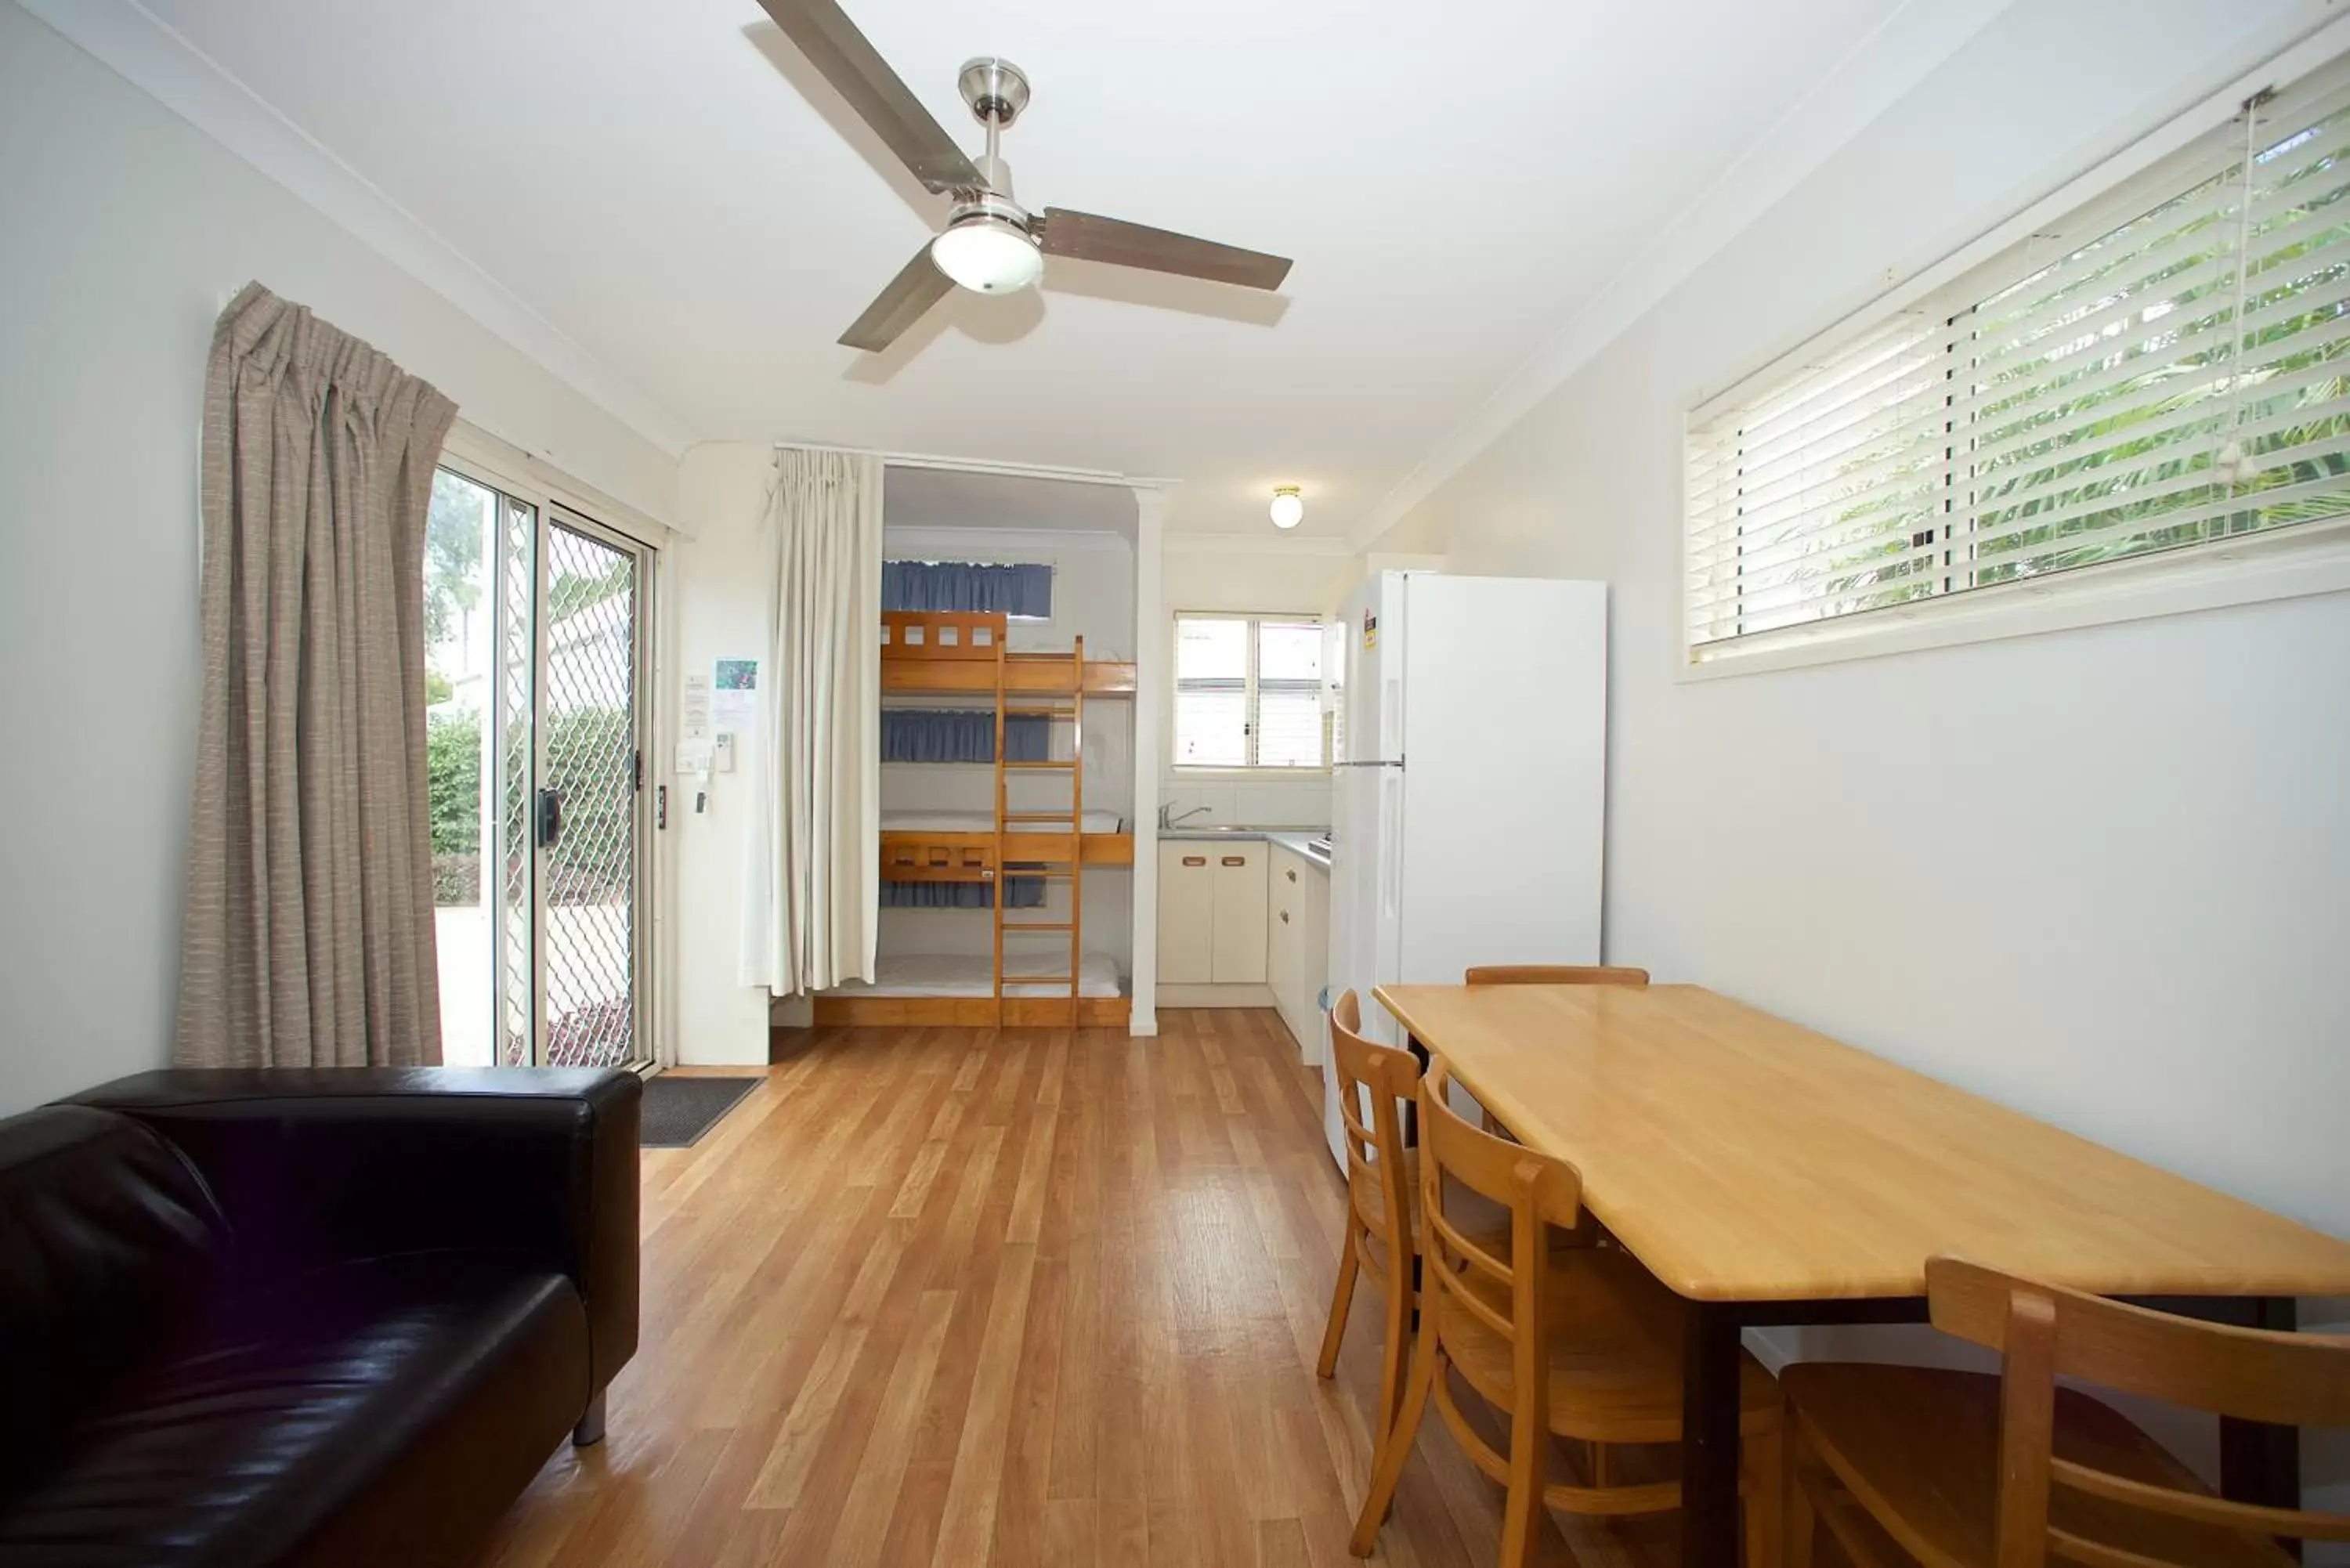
left=840, top=244, right=952, bottom=352
left=1038, top=208, right=1292, bottom=291
left=755, top=0, right=982, bottom=194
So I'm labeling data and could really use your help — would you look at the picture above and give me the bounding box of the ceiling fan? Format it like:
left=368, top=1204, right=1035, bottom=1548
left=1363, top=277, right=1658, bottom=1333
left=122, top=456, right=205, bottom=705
left=755, top=0, right=1295, bottom=352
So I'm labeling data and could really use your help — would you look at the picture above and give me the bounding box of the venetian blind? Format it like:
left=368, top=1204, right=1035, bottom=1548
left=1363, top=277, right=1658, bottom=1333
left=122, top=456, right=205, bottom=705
left=1686, top=60, right=2350, bottom=655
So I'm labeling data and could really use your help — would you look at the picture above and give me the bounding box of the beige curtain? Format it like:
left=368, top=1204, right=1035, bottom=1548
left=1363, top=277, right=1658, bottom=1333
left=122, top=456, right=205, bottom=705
left=175, top=283, right=458, bottom=1068
left=740, top=447, right=882, bottom=995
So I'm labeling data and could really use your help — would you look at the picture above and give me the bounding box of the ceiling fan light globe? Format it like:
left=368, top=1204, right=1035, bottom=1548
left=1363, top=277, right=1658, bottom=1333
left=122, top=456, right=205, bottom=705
left=931, top=217, right=1043, bottom=294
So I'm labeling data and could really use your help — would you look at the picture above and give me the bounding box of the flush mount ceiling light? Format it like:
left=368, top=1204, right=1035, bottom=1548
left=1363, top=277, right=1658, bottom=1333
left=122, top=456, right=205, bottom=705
left=930, top=208, right=1043, bottom=294
left=1269, top=486, right=1305, bottom=529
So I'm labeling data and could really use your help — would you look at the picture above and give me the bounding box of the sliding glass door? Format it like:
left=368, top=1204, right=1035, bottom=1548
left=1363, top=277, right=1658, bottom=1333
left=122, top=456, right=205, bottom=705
left=428, top=464, right=653, bottom=1069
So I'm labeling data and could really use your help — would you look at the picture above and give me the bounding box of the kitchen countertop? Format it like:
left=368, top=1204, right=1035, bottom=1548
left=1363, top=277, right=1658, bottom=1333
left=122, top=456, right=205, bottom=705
left=1159, top=826, right=1331, bottom=871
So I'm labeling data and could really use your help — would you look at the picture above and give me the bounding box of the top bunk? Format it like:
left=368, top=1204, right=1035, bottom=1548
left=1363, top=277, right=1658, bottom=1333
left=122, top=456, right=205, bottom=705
left=880, top=610, right=1136, bottom=696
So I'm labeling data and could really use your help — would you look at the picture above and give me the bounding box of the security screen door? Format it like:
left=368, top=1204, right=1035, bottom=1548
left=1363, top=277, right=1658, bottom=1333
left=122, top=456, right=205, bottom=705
left=426, top=465, right=653, bottom=1069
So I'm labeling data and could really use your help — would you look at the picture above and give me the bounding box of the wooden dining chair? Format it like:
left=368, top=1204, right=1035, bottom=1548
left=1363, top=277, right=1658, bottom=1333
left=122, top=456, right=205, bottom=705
left=1463, top=963, right=1652, bottom=988
left=1350, top=1055, right=1784, bottom=1568
left=1314, top=989, right=1425, bottom=1445
left=1781, top=1256, right=2349, bottom=1567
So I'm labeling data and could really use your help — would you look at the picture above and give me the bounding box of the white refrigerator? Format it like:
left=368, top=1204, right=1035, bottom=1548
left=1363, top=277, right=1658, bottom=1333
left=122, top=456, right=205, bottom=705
left=1321, top=572, right=1607, bottom=1168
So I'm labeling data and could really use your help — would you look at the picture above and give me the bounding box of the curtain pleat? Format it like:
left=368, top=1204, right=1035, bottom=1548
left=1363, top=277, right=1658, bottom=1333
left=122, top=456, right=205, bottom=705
left=880, top=559, right=1051, bottom=618
left=877, top=878, right=1046, bottom=909
left=879, top=709, right=1049, bottom=762
left=177, top=282, right=456, bottom=1067
left=742, top=450, right=883, bottom=995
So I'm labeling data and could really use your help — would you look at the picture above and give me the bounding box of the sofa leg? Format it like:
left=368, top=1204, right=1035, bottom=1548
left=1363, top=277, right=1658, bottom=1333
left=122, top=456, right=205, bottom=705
left=573, top=1391, right=606, bottom=1447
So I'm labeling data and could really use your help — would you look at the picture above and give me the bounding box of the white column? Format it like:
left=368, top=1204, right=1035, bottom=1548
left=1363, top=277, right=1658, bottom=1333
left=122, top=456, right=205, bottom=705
left=1127, top=484, right=1171, bottom=1036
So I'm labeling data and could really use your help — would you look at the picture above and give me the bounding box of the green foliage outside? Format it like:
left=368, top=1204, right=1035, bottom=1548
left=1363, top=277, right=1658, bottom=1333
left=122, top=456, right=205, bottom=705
left=1758, top=128, right=2350, bottom=627
left=427, top=704, right=635, bottom=907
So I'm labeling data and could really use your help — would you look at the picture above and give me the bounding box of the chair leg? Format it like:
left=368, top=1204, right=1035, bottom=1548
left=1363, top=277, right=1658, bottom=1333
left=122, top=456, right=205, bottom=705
left=1378, top=1259, right=1412, bottom=1441
left=1350, top=1313, right=1438, bottom=1557
left=1784, top=1419, right=1817, bottom=1568
left=1316, top=1228, right=1361, bottom=1380
left=1498, top=1393, right=1546, bottom=1568
left=1741, top=1421, right=1784, bottom=1568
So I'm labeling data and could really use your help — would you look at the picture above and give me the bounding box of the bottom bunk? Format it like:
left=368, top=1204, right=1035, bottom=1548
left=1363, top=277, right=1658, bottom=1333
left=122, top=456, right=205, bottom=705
left=814, top=952, right=1128, bottom=1028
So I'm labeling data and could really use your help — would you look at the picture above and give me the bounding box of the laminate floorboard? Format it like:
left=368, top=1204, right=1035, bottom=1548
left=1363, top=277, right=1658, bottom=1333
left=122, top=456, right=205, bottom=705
left=479, top=1010, right=1684, bottom=1567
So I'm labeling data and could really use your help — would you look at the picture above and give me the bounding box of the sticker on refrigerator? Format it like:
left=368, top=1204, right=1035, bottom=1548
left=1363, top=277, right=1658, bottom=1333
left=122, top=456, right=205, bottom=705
left=1361, top=609, right=1377, bottom=649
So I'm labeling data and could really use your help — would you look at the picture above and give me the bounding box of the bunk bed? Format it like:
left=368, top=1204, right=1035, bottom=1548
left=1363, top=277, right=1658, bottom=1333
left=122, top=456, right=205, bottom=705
left=815, top=609, right=1134, bottom=1028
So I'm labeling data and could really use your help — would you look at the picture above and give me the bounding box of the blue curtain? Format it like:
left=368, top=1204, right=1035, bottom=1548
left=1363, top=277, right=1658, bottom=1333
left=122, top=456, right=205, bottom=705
left=880, top=875, right=1046, bottom=908
left=881, top=709, right=1049, bottom=762
left=883, top=560, right=1053, bottom=619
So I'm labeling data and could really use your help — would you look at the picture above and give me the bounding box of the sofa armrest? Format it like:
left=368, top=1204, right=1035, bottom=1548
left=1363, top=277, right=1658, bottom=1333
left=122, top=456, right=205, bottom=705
left=73, top=1068, right=640, bottom=1399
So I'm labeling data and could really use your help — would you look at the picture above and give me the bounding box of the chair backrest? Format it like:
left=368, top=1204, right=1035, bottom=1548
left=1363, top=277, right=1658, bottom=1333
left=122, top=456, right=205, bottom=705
left=1416, top=1057, right=1583, bottom=1410
left=1325, top=991, right=1419, bottom=1252
left=1463, top=963, right=1650, bottom=988
left=1925, top=1256, right=2350, bottom=1564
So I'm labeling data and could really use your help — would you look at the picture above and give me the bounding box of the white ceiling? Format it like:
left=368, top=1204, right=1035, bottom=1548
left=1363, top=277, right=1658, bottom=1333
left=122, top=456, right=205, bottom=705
left=125, top=0, right=1962, bottom=537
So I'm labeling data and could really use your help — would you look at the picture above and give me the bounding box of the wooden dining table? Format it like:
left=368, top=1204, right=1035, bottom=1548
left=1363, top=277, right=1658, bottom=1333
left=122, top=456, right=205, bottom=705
left=1373, top=981, right=2350, bottom=1568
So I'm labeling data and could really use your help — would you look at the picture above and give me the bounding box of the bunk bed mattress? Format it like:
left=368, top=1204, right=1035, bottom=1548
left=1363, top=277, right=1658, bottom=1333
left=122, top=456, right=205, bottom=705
left=825, top=953, right=1124, bottom=999
left=881, top=811, right=1124, bottom=834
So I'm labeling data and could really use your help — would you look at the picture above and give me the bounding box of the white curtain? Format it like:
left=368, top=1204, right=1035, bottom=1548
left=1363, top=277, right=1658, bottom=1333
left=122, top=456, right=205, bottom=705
left=740, top=447, right=882, bottom=995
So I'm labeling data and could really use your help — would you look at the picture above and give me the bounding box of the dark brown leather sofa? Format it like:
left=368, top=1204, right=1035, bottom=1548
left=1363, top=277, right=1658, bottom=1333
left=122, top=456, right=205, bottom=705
left=0, top=1068, right=639, bottom=1566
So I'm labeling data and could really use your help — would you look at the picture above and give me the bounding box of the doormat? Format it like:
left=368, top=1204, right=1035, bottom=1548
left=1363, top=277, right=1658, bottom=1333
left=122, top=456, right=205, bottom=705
left=639, top=1075, right=761, bottom=1148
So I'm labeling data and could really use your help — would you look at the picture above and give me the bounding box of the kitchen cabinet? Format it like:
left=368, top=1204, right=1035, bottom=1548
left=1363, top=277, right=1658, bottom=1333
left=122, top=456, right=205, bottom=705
left=1157, top=839, right=1271, bottom=987
left=1267, top=844, right=1330, bottom=1061
left=1208, top=844, right=1267, bottom=983
left=1156, top=842, right=1217, bottom=984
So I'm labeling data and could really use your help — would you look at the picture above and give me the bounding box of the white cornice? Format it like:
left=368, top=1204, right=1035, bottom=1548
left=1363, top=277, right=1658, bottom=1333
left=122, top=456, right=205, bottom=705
left=1347, top=0, right=2022, bottom=552
left=1163, top=532, right=1357, bottom=559
left=17, top=0, right=697, bottom=457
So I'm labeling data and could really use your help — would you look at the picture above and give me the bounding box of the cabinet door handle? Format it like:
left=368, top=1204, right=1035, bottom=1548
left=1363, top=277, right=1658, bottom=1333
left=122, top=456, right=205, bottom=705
left=1279, top=911, right=1290, bottom=924
left=1181, top=854, right=1206, bottom=867
left=1285, top=869, right=1297, bottom=883
left=1221, top=855, right=1247, bottom=867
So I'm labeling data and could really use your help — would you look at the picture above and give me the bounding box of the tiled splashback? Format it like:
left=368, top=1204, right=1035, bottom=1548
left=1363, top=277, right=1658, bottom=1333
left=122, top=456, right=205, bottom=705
left=1159, top=775, right=1331, bottom=829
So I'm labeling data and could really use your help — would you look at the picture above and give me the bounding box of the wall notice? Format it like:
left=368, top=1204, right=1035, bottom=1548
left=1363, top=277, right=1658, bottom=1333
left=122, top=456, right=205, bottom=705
left=712, top=658, right=759, bottom=732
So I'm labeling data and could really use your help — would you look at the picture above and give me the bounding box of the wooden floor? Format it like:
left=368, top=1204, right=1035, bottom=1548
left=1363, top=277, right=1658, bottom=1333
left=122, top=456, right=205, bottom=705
left=480, top=1010, right=1681, bottom=1567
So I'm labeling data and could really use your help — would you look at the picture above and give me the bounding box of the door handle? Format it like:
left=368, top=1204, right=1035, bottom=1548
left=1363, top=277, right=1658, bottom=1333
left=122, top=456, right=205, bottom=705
left=1181, top=854, right=1206, bottom=867
left=1285, top=869, right=1297, bottom=883
left=535, top=787, right=563, bottom=849
left=1221, top=855, right=1246, bottom=867
left=1279, top=910, right=1290, bottom=924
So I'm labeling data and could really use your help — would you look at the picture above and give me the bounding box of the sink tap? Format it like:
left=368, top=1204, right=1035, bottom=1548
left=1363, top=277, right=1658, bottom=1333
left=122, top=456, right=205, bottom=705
left=1159, top=804, right=1213, bottom=829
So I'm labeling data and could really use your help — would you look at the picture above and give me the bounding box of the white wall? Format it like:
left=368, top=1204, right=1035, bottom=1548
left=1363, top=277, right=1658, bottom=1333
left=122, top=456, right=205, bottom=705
left=0, top=5, right=679, bottom=1113
left=1386, top=0, right=2350, bottom=1501
left=666, top=444, right=776, bottom=1064
left=1159, top=537, right=1359, bottom=829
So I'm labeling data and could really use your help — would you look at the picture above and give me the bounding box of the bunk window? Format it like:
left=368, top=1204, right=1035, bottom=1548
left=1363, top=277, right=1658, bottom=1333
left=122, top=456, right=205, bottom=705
left=882, top=559, right=1053, bottom=620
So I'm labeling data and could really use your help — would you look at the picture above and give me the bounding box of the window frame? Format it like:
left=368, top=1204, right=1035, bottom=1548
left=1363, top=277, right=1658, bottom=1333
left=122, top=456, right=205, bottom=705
left=1169, top=609, right=1334, bottom=775
left=1678, top=31, right=2350, bottom=680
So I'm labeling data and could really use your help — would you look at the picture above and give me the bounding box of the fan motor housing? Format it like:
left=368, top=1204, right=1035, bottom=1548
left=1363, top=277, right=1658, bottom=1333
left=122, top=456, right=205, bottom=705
left=958, top=57, right=1029, bottom=127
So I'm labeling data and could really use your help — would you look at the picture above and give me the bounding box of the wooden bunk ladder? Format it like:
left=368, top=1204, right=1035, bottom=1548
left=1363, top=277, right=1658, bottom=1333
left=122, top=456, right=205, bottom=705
left=995, top=635, right=1085, bottom=1026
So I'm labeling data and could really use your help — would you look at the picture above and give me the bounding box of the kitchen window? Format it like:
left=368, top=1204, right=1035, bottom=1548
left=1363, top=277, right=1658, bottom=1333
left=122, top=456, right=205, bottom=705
left=1172, top=612, right=1328, bottom=770
left=1683, top=48, right=2350, bottom=670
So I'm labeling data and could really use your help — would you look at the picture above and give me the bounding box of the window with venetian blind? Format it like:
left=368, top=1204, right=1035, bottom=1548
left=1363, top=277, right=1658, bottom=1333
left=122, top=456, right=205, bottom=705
left=1172, top=613, right=1328, bottom=769
left=1684, top=54, right=2350, bottom=662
